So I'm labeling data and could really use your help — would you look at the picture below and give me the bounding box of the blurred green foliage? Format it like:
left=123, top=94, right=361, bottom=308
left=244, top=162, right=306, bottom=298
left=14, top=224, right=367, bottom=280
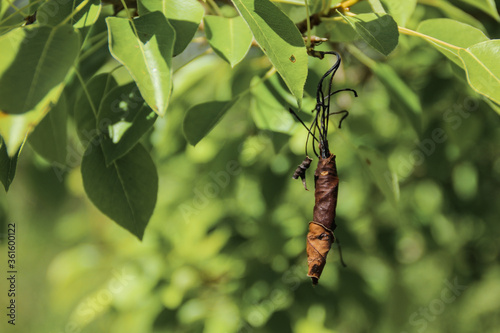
left=1, top=1, right=500, bottom=333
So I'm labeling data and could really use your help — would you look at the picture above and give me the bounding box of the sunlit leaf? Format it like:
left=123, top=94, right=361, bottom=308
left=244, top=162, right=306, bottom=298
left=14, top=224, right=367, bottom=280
left=138, top=0, right=204, bottom=56
left=250, top=76, right=296, bottom=134
left=231, top=0, right=308, bottom=107
left=425, top=0, right=486, bottom=31
left=0, top=0, right=8, bottom=19
left=183, top=97, right=240, bottom=146
left=459, top=40, right=500, bottom=105
left=0, top=103, right=55, bottom=156
left=97, top=82, right=157, bottom=165
left=457, top=0, right=500, bottom=22
left=37, top=0, right=101, bottom=28
left=106, top=11, right=175, bottom=116
left=380, top=0, right=416, bottom=27
left=0, top=136, right=22, bottom=192
left=204, top=15, right=253, bottom=67
left=417, top=19, right=489, bottom=66
left=339, top=12, right=399, bottom=56
left=81, top=143, right=158, bottom=240
left=0, top=25, right=79, bottom=115
left=28, top=94, right=67, bottom=165
left=367, top=0, right=386, bottom=13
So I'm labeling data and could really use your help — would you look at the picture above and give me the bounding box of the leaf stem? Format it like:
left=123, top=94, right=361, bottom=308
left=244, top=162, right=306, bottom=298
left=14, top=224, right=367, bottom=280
left=270, top=0, right=305, bottom=5
left=296, top=0, right=360, bottom=33
left=398, top=26, right=461, bottom=50
left=206, top=0, right=223, bottom=16
left=79, top=35, right=108, bottom=62
left=74, top=67, right=98, bottom=117
left=58, top=0, right=91, bottom=27
left=304, top=0, right=312, bottom=48
left=0, top=0, right=45, bottom=25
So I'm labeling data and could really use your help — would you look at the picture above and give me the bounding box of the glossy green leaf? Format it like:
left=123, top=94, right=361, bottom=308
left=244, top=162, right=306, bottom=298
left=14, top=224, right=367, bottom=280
left=204, top=16, right=253, bottom=68
left=426, top=0, right=486, bottom=31
left=0, top=25, right=79, bottom=115
left=74, top=73, right=118, bottom=144
left=138, top=0, right=204, bottom=56
left=457, top=0, right=500, bottom=22
left=183, top=98, right=240, bottom=146
left=339, top=12, right=399, bottom=56
left=0, top=136, right=22, bottom=192
left=28, top=94, right=67, bottom=165
left=81, top=143, right=158, bottom=240
left=106, top=11, right=175, bottom=117
left=231, top=0, right=308, bottom=107
left=417, top=19, right=489, bottom=66
left=97, top=82, right=157, bottom=165
left=357, top=145, right=399, bottom=206
left=37, top=0, right=101, bottom=28
left=459, top=40, right=500, bottom=105
left=380, top=0, right=416, bottom=27
left=250, top=76, right=296, bottom=134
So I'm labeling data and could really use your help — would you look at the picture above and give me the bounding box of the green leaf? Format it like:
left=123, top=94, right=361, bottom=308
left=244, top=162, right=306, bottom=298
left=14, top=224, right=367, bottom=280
left=339, top=12, right=399, bottom=56
left=250, top=76, right=296, bottom=134
left=380, top=0, right=416, bottom=27
left=138, top=0, right=204, bottom=56
left=81, top=143, right=158, bottom=240
left=0, top=107, right=49, bottom=155
left=484, top=99, right=500, bottom=116
left=106, top=11, right=175, bottom=117
left=458, top=40, right=500, bottom=105
left=426, top=0, right=486, bottom=32
left=367, top=0, right=386, bottom=13
left=417, top=19, right=489, bottom=66
left=0, top=136, right=22, bottom=192
left=204, top=15, right=253, bottom=68
left=37, top=0, right=101, bottom=28
left=74, top=73, right=118, bottom=144
left=183, top=98, right=240, bottom=146
left=320, top=19, right=360, bottom=43
left=97, top=82, right=157, bottom=165
left=231, top=0, right=308, bottom=107
left=28, top=94, right=67, bottom=165
left=357, top=145, right=399, bottom=206
left=0, top=25, right=80, bottom=114
left=457, top=0, right=500, bottom=22
left=0, top=0, right=8, bottom=19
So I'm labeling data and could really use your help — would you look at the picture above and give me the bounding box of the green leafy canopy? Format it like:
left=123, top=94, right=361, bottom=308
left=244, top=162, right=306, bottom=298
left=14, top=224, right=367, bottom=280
left=0, top=0, right=499, bottom=240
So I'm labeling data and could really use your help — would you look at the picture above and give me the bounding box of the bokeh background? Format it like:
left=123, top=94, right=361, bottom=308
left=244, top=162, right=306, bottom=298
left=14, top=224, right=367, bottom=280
left=1, top=1, right=500, bottom=333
